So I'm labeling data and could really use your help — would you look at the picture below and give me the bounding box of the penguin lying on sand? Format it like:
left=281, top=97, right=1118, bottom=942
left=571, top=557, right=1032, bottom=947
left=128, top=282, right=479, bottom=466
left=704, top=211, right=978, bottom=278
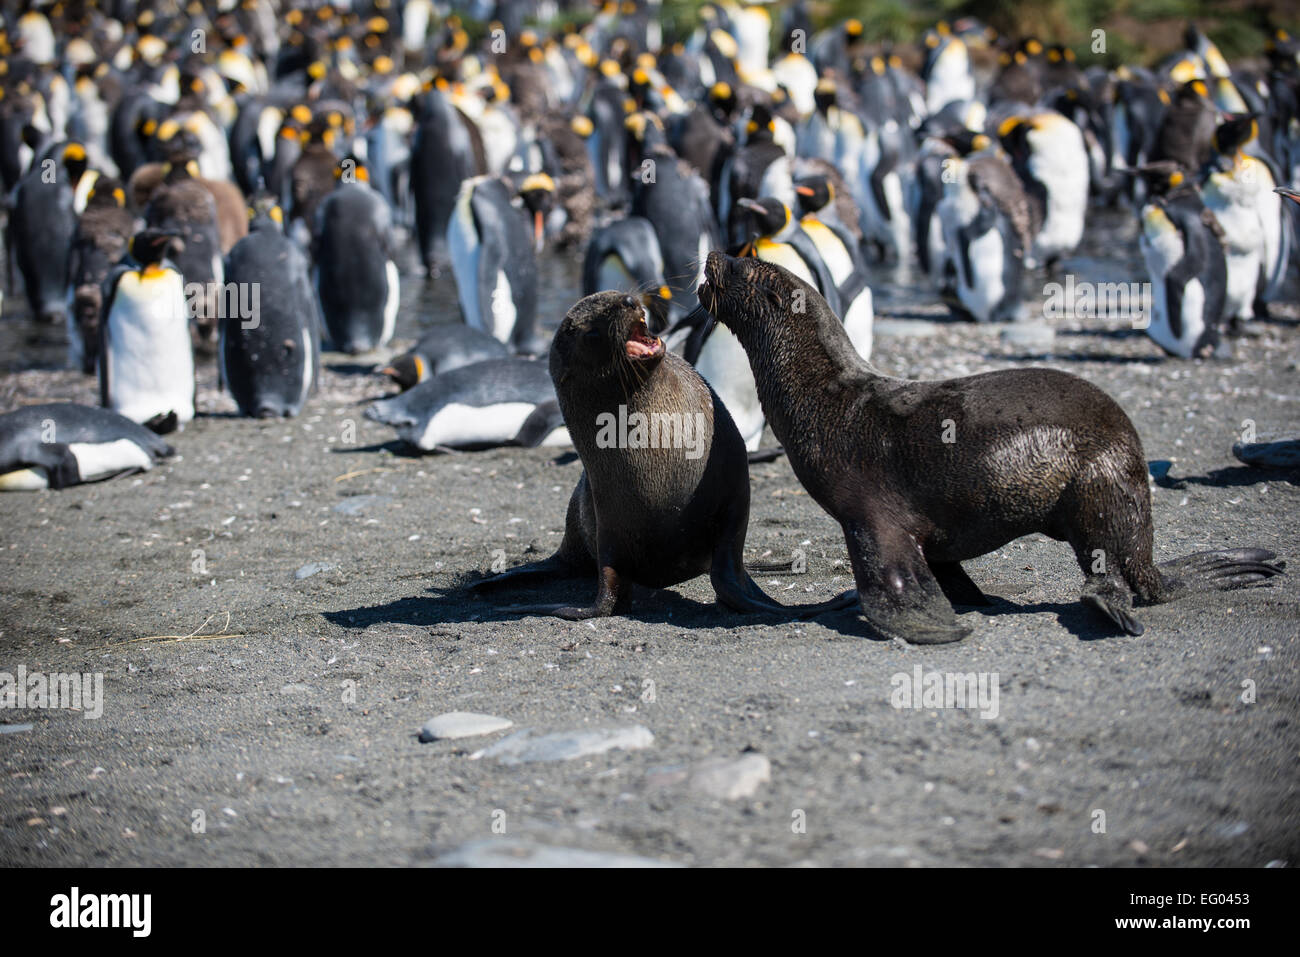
left=0, top=403, right=174, bottom=491
left=378, top=324, right=509, bottom=391
left=366, top=357, right=568, bottom=452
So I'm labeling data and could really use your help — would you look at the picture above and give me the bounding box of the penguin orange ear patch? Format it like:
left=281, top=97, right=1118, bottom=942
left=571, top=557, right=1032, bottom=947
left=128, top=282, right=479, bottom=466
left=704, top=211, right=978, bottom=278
left=1169, top=171, right=1184, bottom=187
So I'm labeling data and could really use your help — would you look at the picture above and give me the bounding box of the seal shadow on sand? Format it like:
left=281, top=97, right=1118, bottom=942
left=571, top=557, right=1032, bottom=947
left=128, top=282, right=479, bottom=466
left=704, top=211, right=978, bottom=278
left=321, top=581, right=1128, bottom=642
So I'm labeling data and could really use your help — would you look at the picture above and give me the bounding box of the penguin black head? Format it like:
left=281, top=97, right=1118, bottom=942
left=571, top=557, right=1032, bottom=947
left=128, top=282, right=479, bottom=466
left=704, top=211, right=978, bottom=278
left=813, top=78, right=836, bottom=115
left=379, top=353, right=429, bottom=391
left=129, top=229, right=183, bottom=269
left=735, top=197, right=791, bottom=244
left=793, top=175, right=834, bottom=215
left=518, top=173, right=555, bottom=249
left=995, top=115, right=1030, bottom=159
left=624, top=109, right=666, bottom=152
left=1210, top=114, right=1259, bottom=160
left=708, top=81, right=736, bottom=121
left=943, top=129, right=993, bottom=157
left=61, top=141, right=89, bottom=183
left=745, top=103, right=776, bottom=142
left=1134, top=161, right=1192, bottom=198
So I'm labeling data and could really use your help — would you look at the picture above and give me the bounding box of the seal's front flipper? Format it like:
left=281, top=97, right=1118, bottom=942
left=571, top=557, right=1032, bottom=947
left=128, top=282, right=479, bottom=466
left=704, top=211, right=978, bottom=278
left=929, top=561, right=992, bottom=607
left=844, top=521, right=971, bottom=644
left=712, top=536, right=856, bottom=617
left=1158, top=548, right=1285, bottom=594
left=1081, top=576, right=1144, bottom=636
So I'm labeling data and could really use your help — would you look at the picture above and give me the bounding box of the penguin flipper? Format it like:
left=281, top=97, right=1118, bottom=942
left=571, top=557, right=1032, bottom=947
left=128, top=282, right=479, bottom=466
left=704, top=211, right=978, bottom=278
left=98, top=267, right=130, bottom=407
left=511, top=399, right=565, bottom=448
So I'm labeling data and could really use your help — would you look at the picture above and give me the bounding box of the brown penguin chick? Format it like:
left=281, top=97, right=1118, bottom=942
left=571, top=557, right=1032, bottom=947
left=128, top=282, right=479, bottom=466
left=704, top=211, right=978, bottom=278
left=538, top=111, right=595, bottom=246
left=290, top=116, right=342, bottom=230
left=701, top=251, right=1284, bottom=643
left=145, top=156, right=224, bottom=349
left=468, top=291, right=857, bottom=620
left=128, top=132, right=247, bottom=253
left=67, top=178, right=135, bottom=374
left=1154, top=79, right=1218, bottom=172
left=988, top=47, right=1042, bottom=107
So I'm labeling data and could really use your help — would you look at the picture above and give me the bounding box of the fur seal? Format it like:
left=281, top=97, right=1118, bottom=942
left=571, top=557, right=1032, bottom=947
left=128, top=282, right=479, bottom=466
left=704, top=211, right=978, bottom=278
left=470, top=291, right=856, bottom=620
left=700, top=252, right=1284, bottom=643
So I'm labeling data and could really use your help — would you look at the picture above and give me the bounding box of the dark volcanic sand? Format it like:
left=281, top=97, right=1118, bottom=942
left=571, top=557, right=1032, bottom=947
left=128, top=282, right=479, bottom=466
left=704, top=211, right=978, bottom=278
left=1, top=213, right=1298, bottom=867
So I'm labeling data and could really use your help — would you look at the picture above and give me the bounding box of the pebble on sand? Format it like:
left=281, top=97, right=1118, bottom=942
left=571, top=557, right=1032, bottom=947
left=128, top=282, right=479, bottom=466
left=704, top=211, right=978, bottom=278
left=472, top=725, right=653, bottom=764
left=418, top=712, right=514, bottom=742
left=434, top=838, right=679, bottom=868
left=0, top=723, right=34, bottom=734
left=294, top=562, right=336, bottom=580
left=689, top=753, right=772, bottom=801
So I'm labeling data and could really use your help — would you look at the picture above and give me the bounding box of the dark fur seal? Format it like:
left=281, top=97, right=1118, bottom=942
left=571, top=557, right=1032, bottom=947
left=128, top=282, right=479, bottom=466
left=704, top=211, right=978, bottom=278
left=470, top=290, right=856, bottom=620
left=700, top=251, right=1284, bottom=643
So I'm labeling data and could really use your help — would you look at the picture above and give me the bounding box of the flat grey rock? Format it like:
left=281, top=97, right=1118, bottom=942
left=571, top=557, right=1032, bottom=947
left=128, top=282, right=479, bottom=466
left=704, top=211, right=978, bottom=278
left=874, top=319, right=939, bottom=338
left=419, top=711, right=513, bottom=742
left=294, top=562, right=335, bottom=580
left=434, top=839, right=679, bottom=868
left=0, top=723, right=33, bottom=734
left=690, top=753, right=771, bottom=800
left=333, top=495, right=391, bottom=516
left=473, top=725, right=653, bottom=764
left=999, top=322, right=1055, bottom=349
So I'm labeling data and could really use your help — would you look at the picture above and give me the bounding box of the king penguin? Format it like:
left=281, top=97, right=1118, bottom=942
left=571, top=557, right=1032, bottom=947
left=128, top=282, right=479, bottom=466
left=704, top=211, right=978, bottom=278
left=379, top=324, right=510, bottom=391
left=312, top=159, right=400, bottom=355
left=446, top=174, right=544, bottom=356
left=1134, top=162, right=1228, bottom=358
left=8, top=141, right=86, bottom=324
left=100, top=229, right=195, bottom=433
left=221, top=198, right=321, bottom=417
left=0, top=403, right=175, bottom=492
left=1199, top=115, right=1289, bottom=326
left=792, top=175, right=876, bottom=358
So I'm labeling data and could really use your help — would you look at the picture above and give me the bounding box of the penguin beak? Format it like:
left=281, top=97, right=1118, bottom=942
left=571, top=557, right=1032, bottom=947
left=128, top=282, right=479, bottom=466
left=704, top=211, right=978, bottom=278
left=737, top=198, right=766, bottom=214
left=533, top=210, right=544, bottom=251
left=1274, top=186, right=1300, bottom=206
left=794, top=185, right=815, bottom=197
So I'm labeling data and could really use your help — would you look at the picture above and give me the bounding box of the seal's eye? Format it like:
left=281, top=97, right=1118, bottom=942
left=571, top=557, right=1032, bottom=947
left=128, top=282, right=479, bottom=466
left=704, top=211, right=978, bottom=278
left=622, top=295, right=636, bottom=309
left=583, top=324, right=604, bottom=340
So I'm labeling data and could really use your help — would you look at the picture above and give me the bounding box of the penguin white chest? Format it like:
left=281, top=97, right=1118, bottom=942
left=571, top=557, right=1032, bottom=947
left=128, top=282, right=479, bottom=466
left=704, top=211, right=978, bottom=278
left=105, top=270, right=195, bottom=426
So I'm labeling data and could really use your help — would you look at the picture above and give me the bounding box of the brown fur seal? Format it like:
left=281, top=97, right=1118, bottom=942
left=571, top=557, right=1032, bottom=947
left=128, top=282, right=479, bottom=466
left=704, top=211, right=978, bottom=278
left=470, top=290, right=856, bottom=619
left=700, top=251, right=1284, bottom=643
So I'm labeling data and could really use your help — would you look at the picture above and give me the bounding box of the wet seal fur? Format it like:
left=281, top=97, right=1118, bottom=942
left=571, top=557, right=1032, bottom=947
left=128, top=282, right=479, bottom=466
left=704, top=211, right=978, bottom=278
left=469, top=290, right=857, bottom=619
left=701, top=251, right=1284, bottom=643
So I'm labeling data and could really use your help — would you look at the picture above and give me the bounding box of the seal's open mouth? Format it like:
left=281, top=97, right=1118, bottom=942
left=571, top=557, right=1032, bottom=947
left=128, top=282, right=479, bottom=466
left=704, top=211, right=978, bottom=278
left=625, top=318, right=664, bottom=360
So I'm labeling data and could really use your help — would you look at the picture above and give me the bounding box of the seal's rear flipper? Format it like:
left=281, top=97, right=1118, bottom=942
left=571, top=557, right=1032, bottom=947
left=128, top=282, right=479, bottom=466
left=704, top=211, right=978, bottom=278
left=465, top=553, right=586, bottom=593
left=1232, top=440, right=1300, bottom=469
left=746, top=447, right=785, bottom=464
left=1158, top=548, right=1285, bottom=593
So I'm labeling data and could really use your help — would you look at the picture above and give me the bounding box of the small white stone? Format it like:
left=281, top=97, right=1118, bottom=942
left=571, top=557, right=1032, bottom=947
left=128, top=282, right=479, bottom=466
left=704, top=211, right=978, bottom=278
left=418, top=712, right=513, bottom=743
